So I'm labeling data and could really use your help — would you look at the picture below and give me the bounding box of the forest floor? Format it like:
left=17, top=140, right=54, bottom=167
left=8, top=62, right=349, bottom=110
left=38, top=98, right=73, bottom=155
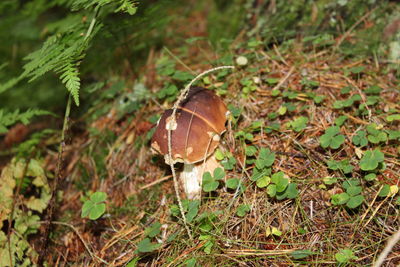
left=1, top=6, right=400, bottom=267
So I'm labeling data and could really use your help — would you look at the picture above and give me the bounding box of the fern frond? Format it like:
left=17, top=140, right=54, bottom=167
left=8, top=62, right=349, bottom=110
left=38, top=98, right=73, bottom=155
left=72, top=0, right=112, bottom=10
left=115, top=0, right=137, bottom=15
left=59, top=60, right=81, bottom=106
left=0, top=109, right=52, bottom=134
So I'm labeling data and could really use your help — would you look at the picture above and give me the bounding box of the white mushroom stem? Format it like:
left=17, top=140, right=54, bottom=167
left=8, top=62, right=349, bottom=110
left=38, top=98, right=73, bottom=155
left=180, top=154, right=220, bottom=200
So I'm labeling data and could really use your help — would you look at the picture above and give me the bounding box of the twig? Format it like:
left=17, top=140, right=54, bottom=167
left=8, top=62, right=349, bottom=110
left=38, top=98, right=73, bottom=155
left=38, top=94, right=72, bottom=265
left=374, top=228, right=400, bottom=267
left=271, top=66, right=295, bottom=91
left=38, top=8, right=100, bottom=264
left=166, top=66, right=235, bottom=240
left=139, top=175, right=172, bottom=190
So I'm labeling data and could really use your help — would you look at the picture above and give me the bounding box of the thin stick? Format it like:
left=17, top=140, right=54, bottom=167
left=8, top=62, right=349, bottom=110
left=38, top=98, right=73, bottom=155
left=38, top=9, right=100, bottom=264
left=166, top=66, right=234, bottom=240
left=139, top=175, right=172, bottom=190
left=373, top=228, right=400, bottom=267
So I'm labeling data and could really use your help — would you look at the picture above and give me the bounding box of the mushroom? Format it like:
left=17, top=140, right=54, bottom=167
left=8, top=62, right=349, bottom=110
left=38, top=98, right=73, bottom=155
left=151, top=87, right=228, bottom=199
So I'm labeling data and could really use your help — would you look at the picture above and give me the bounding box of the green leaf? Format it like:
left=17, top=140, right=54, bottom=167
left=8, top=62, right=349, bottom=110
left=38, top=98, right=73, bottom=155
left=186, top=200, right=200, bottom=223
left=59, top=61, right=80, bottom=106
left=255, top=148, right=275, bottom=169
left=91, top=191, right=107, bottom=203
left=213, top=167, right=225, bottom=180
left=267, top=184, right=277, bottom=197
left=145, top=222, right=161, bottom=238
left=89, top=203, right=106, bottom=220
left=331, top=192, right=350, bottom=205
left=378, top=184, right=391, bottom=197
left=334, top=115, right=348, bottom=126
left=347, top=195, right=364, bottom=208
left=364, top=173, right=376, bottom=181
left=256, top=176, right=271, bottom=188
left=346, top=186, right=362, bottom=196
left=386, top=114, right=400, bottom=122
left=352, top=130, right=368, bottom=147
left=271, top=227, right=282, bottom=236
left=136, top=238, right=161, bottom=253
left=335, top=249, right=358, bottom=263
left=214, top=149, right=225, bottom=160
left=236, top=204, right=251, bottom=217
left=342, top=179, right=360, bottom=189
left=319, top=126, right=345, bottom=149
left=364, top=85, right=382, bottom=95
left=203, top=180, right=219, bottom=192
left=226, top=178, right=239, bottom=189
left=184, top=258, right=197, bottom=267
left=285, top=183, right=299, bottom=199
left=221, top=156, right=236, bottom=170
left=291, top=249, right=314, bottom=259
left=359, top=149, right=384, bottom=171
left=289, top=116, right=308, bottom=132
left=245, top=146, right=257, bottom=156
left=323, top=177, right=338, bottom=185
left=81, top=191, right=107, bottom=220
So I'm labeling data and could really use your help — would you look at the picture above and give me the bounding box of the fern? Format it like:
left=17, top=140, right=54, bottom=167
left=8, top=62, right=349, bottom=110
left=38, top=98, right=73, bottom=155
left=0, top=109, right=52, bottom=134
left=59, top=60, right=81, bottom=106
left=115, top=0, right=137, bottom=15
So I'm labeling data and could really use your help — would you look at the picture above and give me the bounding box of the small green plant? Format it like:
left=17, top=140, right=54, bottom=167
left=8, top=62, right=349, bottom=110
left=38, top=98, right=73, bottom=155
left=170, top=199, right=200, bottom=223
left=236, top=204, right=251, bottom=217
left=366, top=123, right=387, bottom=144
left=359, top=149, right=384, bottom=171
left=287, top=116, right=309, bottom=132
left=333, top=94, right=361, bottom=109
left=202, top=167, right=225, bottom=192
left=334, top=115, right=348, bottom=127
left=319, top=126, right=345, bottom=149
left=266, top=171, right=299, bottom=200
left=136, top=238, right=161, bottom=253
left=331, top=179, right=364, bottom=209
left=226, top=178, right=240, bottom=189
left=81, top=191, right=107, bottom=220
left=327, top=159, right=354, bottom=174
left=352, top=130, right=368, bottom=147
left=240, top=78, right=257, bottom=95
left=335, top=248, right=358, bottom=264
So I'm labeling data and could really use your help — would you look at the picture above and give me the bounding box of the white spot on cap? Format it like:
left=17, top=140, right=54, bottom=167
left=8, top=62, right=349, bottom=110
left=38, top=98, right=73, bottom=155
left=165, top=115, right=177, bottom=130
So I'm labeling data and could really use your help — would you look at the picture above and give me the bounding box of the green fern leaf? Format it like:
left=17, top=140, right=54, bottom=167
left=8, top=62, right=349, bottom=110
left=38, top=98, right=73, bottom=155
left=59, top=61, right=81, bottom=106
left=0, top=109, right=52, bottom=134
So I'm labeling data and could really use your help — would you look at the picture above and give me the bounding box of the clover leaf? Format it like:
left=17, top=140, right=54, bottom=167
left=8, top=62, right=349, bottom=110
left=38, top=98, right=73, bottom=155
left=226, top=178, right=239, bottom=189
left=81, top=191, right=107, bottom=220
left=255, top=148, right=275, bottom=169
left=202, top=172, right=219, bottom=192
left=236, top=204, right=251, bottom=217
left=202, top=168, right=225, bottom=192
left=335, top=249, right=358, bottom=263
left=366, top=123, right=387, bottom=144
left=352, top=130, right=368, bottom=147
left=359, top=149, right=384, bottom=171
left=288, top=116, right=309, bottom=132
left=327, top=159, right=354, bottom=174
left=136, top=238, right=161, bottom=253
left=320, top=126, right=345, bottom=149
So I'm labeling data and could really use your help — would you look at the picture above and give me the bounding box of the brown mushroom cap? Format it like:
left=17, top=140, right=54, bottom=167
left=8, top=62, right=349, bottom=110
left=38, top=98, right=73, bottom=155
left=151, top=87, right=227, bottom=164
